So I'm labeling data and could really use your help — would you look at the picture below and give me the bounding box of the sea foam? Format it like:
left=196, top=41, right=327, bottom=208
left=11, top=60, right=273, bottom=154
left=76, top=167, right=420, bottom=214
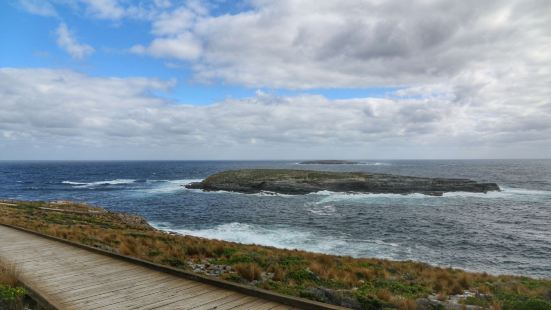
left=62, top=179, right=136, bottom=188
left=150, top=221, right=404, bottom=259
left=142, top=179, right=203, bottom=194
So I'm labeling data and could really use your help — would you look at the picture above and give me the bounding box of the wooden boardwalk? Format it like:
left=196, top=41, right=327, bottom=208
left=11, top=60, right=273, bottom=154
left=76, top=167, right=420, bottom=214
left=0, top=225, right=311, bottom=310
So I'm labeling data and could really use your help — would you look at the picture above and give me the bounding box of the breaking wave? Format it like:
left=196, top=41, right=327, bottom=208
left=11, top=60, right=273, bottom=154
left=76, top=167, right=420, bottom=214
left=357, top=162, right=391, bottom=166
left=61, top=178, right=204, bottom=195
left=178, top=183, right=551, bottom=205
left=294, top=161, right=390, bottom=166
left=143, top=179, right=203, bottom=194
left=309, top=186, right=551, bottom=204
left=62, top=179, right=136, bottom=188
left=306, top=204, right=338, bottom=216
left=150, top=221, right=404, bottom=258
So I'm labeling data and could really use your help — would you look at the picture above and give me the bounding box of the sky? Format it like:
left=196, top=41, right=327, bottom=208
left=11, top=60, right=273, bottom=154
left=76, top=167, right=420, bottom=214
left=0, top=0, right=550, bottom=160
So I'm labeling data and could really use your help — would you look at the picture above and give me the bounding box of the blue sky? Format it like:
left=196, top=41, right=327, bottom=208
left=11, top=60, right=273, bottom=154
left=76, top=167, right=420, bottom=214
left=0, top=0, right=550, bottom=159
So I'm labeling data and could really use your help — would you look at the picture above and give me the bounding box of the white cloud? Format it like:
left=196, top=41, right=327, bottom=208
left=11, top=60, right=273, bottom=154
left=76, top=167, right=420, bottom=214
left=80, top=0, right=126, bottom=19
left=124, top=0, right=551, bottom=90
left=55, top=23, right=95, bottom=59
left=130, top=32, right=201, bottom=60
left=1, top=68, right=550, bottom=159
left=18, top=0, right=57, bottom=17
left=130, top=2, right=206, bottom=61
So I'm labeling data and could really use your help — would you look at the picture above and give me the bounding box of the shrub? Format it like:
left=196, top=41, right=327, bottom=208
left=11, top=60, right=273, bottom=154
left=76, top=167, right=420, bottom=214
left=0, top=263, right=19, bottom=287
left=502, top=298, right=551, bottom=310
left=0, top=285, right=26, bottom=302
left=0, top=262, right=26, bottom=309
left=287, top=268, right=319, bottom=284
left=234, top=263, right=262, bottom=281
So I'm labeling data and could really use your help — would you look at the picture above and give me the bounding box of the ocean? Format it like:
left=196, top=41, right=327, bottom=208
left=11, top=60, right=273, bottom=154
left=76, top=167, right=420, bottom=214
left=1, top=160, right=550, bottom=278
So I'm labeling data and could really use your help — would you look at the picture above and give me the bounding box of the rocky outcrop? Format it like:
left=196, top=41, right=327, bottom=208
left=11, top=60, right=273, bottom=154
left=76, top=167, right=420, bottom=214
left=298, top=160, right=361, bottom=165
left=185, top=169, right=500, bottom=196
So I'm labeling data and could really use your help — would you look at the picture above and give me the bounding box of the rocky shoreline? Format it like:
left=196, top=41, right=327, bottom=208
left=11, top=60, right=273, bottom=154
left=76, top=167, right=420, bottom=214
left=185, top=169, right=500, bottom=196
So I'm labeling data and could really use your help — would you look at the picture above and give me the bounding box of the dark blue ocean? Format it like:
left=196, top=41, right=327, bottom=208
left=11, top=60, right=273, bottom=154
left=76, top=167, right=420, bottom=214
left=1, top=160, right=550, bottom=278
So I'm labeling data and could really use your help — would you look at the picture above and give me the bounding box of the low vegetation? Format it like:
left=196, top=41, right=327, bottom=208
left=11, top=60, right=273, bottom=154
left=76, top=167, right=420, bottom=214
left=0, top=261, right=26, bottom=309
left=1, top=200, right=550, bottom=309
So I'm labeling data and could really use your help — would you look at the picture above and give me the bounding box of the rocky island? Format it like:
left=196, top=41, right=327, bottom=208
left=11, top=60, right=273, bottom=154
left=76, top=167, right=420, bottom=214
left=298, top=160, right=361, bottom=165
left=185, top=169, right=500, bottom=196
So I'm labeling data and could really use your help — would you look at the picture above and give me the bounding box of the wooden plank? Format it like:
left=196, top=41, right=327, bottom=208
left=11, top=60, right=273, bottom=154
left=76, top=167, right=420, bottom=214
left=39, top=266, right=145, bottom=291
left=71, top=281, right=209, bottom=309
left=233, top=299, right=278, bottom=310
left=59, top=272, right=164, bottom=303
left=190, top=293, right=245, bottom=310
left=88, top=283, right=204, bottom=310
left=269, top=306, right=294, bottom=310
left=130, top=284, right=216, bottom=309
left=197, top=296, right=259, bottom=310
left=25, top=263, right=145, bottom=291
left=81, top=277, right=196, bottom=309
left=60, top=271, right=182, bottom=301
left=154, top=289, right=240, bottom=309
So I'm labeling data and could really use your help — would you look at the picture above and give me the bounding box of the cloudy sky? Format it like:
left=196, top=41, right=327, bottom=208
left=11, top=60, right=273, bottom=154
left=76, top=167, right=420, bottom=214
left=1, top=0, right=550, bottom=160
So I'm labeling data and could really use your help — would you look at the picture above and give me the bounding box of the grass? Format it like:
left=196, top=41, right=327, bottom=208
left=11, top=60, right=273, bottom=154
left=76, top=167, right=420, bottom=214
left=0, top=261, right=26, bottom=309
left=1, top=200, right=550, bottom=309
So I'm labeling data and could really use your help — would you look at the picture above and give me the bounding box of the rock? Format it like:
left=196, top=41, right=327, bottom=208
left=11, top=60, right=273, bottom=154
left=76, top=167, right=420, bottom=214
left=116, top=212, right=152, bottom=229
left=301, top=287, right=362, bottom=309
left=416, top=298, right=445, bottom=310
left=423, top=291, right=488, bottom=310
left=187, top=260, right=232, bottom=277
left=298, top=160, right=361, bottom=165
left=185, top=169, right=500, bottom=196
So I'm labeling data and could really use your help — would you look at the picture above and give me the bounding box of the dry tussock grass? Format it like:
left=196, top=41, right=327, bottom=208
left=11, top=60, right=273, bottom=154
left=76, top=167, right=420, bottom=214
left=0, top=262, right=19, bottom=287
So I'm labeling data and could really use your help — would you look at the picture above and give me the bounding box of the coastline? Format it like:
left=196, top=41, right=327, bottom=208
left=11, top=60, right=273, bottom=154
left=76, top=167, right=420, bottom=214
left=1, top=200, right=550, bottom=310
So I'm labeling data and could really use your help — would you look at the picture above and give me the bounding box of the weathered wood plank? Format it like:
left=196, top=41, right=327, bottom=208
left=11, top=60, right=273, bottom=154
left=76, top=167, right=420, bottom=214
left=189, top=292, right=244, bottom=310
left=154, top=289, right=241, bottom=309
left=81, top=277, right=196, bottom=309
left=197, top=296, right=259, bottom=310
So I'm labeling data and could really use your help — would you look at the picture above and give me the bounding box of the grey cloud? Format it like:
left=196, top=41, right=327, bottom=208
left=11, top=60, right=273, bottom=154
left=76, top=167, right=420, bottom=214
left=176, top=0, right=550, bottom=88
left=1, top=68, right=550, bottom=159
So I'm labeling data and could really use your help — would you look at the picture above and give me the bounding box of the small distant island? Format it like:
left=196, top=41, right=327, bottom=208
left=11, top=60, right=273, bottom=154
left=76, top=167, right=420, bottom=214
left=298, top=160, right=361, bottom=165
left=185, top=169, right=500, bottom=196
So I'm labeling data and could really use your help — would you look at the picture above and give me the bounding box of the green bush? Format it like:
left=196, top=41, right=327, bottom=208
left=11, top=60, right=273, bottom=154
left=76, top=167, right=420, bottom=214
left=287, top=268, right=319, bottom=283
left=503, top=298, right=551, bottom=310
left=0, top=285, right=26, bottom=302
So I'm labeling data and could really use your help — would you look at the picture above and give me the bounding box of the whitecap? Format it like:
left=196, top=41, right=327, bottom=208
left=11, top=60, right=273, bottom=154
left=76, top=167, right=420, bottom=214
left=143, top=179, right=203, bottom=194
left=307, top=204, right=337, bottom=216
left=500, top=187, right=551, bottom=196
left=62, top=180, right=88, bottom=185
left=182, top=187, right=297, bottom=197
left=251, top=191, right=297, bottom=197
left=357, top=162, right=391, bottom=166
left=150, top=221, right=404, bottom=259
left=310, top=186, right=551, bottom=204
left=312, top=191, right=430, bottom=204
left=62, top=179, right=137, bottom=188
